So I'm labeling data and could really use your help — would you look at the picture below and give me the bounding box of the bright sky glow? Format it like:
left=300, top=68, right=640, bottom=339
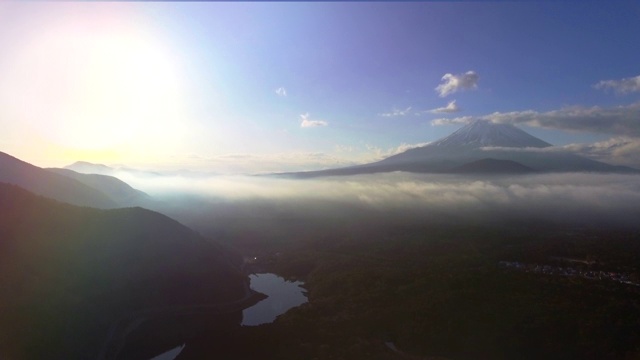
left=1, top=2, right=639, bottom=171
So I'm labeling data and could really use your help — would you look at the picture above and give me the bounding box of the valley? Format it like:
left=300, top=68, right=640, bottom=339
left=2, top=2, right=640, bottom=359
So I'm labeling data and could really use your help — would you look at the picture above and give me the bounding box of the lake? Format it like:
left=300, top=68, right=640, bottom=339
left=242, top=273, right=308, bottom=326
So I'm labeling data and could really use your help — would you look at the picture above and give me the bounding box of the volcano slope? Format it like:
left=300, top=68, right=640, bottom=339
left=283, top=120, right=636, bottom=178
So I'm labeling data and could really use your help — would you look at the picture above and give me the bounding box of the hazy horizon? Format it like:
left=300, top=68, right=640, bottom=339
left=94, top=170, right=637, bottom=231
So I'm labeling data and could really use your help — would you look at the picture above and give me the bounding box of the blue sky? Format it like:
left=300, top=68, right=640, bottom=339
left=1, top=1, right=639, bottom=172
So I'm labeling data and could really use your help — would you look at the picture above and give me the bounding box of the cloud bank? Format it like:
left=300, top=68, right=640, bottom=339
left=120, top=172, right=640, bottom=229
left=435, top=71, right=479, bottom=97
left=559, top=137, right=640, bottom=167
left=432, top=102, right=640, bottom=137
left=594, top=75, right=640, bottom=94
left=477, top=137, right=640, bottom=169
left=431, top=101, right=640, bottom=168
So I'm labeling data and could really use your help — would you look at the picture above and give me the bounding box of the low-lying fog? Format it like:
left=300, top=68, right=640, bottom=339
left=115, top=172, right=640, bottom=230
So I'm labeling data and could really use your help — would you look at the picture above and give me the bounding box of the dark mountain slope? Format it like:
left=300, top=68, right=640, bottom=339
left=0, top=183, right=251, bottom=359
left=0, top=151, right=117, bottom=208
left=47, top=167, right=150, bottom=206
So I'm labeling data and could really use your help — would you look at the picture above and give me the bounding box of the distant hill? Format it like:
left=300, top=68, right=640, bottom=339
left=65, top=161, right=116, bottom=175
left=0, top=182, right=251, bottom=359
left=449, top=158, right=536, bottom=174
left=65, top=161, right=163, bottom=177
left=0, top=151, right=117, bottom=208
left=282, top=120, right=637, bottom=177
left=47, top=167, right=151, bottom=206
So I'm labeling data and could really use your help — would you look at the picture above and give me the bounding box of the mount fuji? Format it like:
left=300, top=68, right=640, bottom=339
left=426, top=119, right=552, bottom=149
left=285, top=120, right=637, bottom=177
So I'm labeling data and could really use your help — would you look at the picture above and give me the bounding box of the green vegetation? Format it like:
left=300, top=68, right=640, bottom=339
left=211, top=221, right=640, bottom=359
left=3, top=179, right=640, bottom=359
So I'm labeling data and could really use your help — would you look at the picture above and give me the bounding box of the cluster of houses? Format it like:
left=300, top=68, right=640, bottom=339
left=499, top=261, right=639, bottom=287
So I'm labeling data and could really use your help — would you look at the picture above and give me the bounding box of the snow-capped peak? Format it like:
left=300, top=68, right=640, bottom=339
left=431, top=120, right=551, bottom=148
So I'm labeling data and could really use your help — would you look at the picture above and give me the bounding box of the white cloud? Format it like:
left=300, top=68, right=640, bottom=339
left=365, top=142, right=430, bottom=160
left=300, top=113, right=328, bottom=128
left=275, top=87, right=287, bottom=97
left=431, top=102, right=640, bottom=137
left=435, top=71, right=479, bottom=97
left=390, top=142, right=431, bottom=155
left=378, top=106, right=412, bottom=117
left=431, top=116, right=473, bottom=126
left=594, top=75, right=640, bottom=94
left=429, top=100, right=460, bottom=114
left=335, top=144, right=354, bottom=153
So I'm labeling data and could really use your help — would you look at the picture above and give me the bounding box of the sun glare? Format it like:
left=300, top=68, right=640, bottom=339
left=1, top=12, right=188, bottom=162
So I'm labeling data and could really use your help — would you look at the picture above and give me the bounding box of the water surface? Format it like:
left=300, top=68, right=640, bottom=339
left=242, top=273, right=307, bottom=326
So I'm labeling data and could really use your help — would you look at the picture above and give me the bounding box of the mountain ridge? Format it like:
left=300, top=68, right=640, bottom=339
left=0, top=151, right=118, bottom=208
left=65, top=161, right=115, bottom=175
